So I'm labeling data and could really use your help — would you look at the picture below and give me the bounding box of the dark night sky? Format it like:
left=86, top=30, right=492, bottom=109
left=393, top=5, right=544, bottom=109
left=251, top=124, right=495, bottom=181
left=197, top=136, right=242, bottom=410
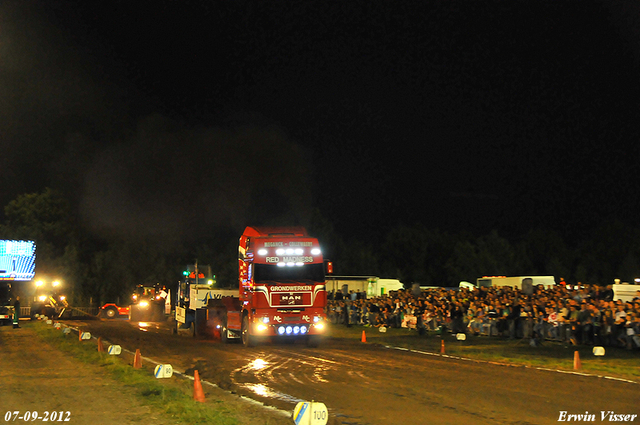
left=2, top=1, right=640, bottom=243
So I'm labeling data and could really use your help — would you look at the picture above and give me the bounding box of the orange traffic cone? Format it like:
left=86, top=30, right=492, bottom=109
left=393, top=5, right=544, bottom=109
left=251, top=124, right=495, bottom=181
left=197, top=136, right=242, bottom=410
left=97, top=337, right=105, bottom=353
left=440, top=339, right=445, bottom=355
left=573, top=351, right=581, bottom=370
left=361, top=330, right=367, bottom=343
left=193, top=370, right=205, bottom=402
left=133, top=349, right=142, bottom=369
left=78, top=329, right=82, bottom=342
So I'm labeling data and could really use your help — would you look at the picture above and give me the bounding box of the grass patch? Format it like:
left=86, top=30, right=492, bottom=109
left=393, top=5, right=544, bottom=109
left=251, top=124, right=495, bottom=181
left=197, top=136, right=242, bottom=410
left=333, top=324, right=640, bottom=381
left=32, top=322, right=239, bottom=425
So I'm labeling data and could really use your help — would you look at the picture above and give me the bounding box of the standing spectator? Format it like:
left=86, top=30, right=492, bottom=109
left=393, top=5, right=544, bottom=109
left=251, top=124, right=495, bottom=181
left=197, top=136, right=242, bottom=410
left=567, top=305, right=580, bottom=345
left=343, top=301, right=351, bottom=327
left=507, top=300, right=522, bottom=339
left=577, top=302, right=593, bottom=345
left=589, top=304, right=602, bottom=345
left=602, top=308, right=616, bottom=346
left=13, top=296, right=20, bottom=328
left=624, top=312, right=639, bottom=350
left=545, top=306, right=560, bottom=340
left=450, top=301, right=465, bottom=334
left=614, top=303, right=628, bottom=346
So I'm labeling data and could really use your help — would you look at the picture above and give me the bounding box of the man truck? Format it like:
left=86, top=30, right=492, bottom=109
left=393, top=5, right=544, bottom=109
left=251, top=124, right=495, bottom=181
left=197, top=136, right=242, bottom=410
left=174, top=227, right=330, bottom=346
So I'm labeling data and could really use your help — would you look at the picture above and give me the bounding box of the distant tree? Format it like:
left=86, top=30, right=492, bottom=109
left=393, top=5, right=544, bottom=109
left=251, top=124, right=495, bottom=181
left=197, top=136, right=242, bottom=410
left=575, top=219, right=640, bottom=285
left=617, top=252, right=639, bottom=284
left=0, top=188, right=80, bottom=277
left=520, top=228, right=570, bottom=278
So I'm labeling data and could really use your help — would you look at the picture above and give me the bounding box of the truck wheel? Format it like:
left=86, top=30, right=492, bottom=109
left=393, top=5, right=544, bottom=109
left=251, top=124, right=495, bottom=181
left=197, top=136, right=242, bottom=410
left=220, top=316, right=228, bottom=343
left=191, top=321, right=198, bottom=338
left=241, top=315, right=254, bottom=347
left=104, top=307, right=118, bottom=319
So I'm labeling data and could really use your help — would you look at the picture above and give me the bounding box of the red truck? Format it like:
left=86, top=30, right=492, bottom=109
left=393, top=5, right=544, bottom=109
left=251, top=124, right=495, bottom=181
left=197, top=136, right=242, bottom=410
left=230, top=226, right=329, bottom=346
left=177, top=227, right=330, bottom=346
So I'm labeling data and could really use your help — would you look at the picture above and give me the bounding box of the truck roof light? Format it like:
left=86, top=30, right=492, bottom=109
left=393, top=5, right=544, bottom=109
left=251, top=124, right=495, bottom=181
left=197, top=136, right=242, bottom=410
left=311, top=248, right=321, bottom=255
left=258, top=249, right=268, bottom=255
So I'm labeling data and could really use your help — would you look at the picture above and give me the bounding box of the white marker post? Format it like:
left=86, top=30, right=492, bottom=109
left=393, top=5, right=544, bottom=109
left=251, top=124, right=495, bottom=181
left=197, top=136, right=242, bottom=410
left=108, top=345, right=122, bottom=355
left=293, top=401, right=328, bottom=425
left=154, top=364, right=174, bottom=378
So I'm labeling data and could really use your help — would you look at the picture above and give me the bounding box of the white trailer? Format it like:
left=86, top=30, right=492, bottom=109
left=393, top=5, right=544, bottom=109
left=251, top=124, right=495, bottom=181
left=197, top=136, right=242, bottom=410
left=612, top=284, right=640, bottom=302
left=475, top=276, right=556, bottom=290
left=325, top=276, right=405, bottom=298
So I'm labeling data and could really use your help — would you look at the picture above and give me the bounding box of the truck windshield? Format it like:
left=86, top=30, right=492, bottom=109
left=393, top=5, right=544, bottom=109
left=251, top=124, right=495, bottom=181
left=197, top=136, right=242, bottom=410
left=254, top=264, right=325, bottom=284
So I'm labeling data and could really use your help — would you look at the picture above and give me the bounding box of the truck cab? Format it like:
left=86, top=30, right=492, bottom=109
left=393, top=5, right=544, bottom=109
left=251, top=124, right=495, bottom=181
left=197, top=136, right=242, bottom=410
left=232, top=227, right=328, bottom=346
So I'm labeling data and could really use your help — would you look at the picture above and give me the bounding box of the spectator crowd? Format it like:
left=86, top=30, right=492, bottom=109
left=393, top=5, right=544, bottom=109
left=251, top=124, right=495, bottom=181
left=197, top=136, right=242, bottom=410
left=326, top=283, right=640, bottom=350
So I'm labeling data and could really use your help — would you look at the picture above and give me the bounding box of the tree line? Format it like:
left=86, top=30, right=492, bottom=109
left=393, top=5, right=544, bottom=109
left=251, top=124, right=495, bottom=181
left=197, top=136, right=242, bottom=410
left=1, top=189, right=638, bottom=306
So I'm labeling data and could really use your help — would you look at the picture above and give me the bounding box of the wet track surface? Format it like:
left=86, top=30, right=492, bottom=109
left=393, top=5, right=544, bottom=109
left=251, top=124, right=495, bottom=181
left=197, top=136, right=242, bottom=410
left=68, top=319, right=639, bottom=425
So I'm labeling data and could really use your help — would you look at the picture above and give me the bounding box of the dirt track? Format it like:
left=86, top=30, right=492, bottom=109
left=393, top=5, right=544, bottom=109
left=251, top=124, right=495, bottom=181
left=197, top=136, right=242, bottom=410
left=62, top=319, right=639, bottom=425
left=0, top=324, right=177, bottom=424
left=0, top=323, right=292, bottom=424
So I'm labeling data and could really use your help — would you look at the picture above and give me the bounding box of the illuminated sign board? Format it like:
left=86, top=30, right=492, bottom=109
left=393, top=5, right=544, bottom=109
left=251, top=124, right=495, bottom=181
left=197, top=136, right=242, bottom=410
left=0, top=240, right=36, bottom=281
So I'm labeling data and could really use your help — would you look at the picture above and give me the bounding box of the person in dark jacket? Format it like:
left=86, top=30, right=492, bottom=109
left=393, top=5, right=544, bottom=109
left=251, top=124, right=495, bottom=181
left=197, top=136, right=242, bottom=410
left=507, top=299, right=521, bottom=339
left=13, top=296, right=20, bottom=328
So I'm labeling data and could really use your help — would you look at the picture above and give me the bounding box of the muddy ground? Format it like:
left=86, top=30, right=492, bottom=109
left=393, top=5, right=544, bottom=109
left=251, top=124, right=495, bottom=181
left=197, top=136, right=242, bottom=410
left=0, top=322, right=292, bottom=424
left=55, top=319, right=639, bottom=425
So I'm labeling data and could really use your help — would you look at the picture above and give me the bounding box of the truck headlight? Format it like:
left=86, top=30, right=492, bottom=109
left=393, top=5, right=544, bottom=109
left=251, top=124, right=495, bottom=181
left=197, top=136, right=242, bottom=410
left=139, top=301, right=149, bottom=308
left=256, top=323, right=268, bottom=332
